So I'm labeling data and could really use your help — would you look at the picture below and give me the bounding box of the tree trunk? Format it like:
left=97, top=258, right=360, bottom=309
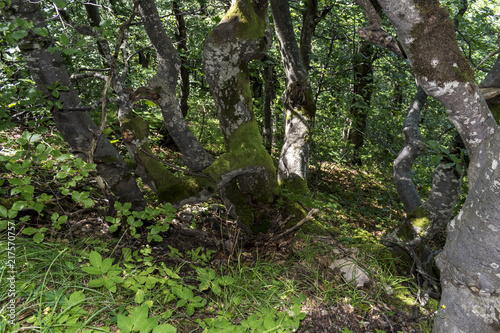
left=203, top=0, right=278, bottom=231
left=378, top=0, right=500, bottom=331
left=173, top=0, right=190, bottom=118
left=343, top=41, right=376, bottom=166
left=139, top=0, right=214, bottom=172
left=270, top=0, right=316, bottom=196
left=263, top=55, right=275, bottom=152
left=6, top=0, right=145, bottom=210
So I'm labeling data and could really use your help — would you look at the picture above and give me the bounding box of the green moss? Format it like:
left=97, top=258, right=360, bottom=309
left=280, top=176, right=310, bottom=197
left=409, top=1, right=474, bottom=83
left=137, top=148, right=178, bottom=193
left=121, top=115, right=150, bottom=142
left=396, top=206, right=430, bottom=241
left=408, top=206, right=431, bottom=229
left=214, top=0, right=267, bottom=42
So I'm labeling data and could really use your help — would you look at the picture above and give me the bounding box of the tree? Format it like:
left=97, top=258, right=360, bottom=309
left=4, top=0, right=145, bottom=211
left=368, top=0, right=500, bottom=330
left=270, top=0, right=317, bottom=197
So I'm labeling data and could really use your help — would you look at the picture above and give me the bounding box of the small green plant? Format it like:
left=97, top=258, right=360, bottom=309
left=195, top=266, right=234, bottom=296
left=117, top=303, right=176, bottom=333
left=106, top=202, right=174, bottom=241
left=82, top=251, right=122, bottom=293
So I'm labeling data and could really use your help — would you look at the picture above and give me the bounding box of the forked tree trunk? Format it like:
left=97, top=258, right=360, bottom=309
left=270, top=0, right=316, bottom=196
left=378, top=0, right=500, bottom=331
left=6, top=0, right=145, bottom=210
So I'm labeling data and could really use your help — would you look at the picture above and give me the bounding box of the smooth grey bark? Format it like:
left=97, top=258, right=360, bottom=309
left=378, top=0, right=500, bottom=331
left=139, top=0, right=214, bottom=172
left=5, top=0, right=145, bottom=210
left=270, top=0, right=316, bottom=194
left=393, top=87, right=428, bottom=213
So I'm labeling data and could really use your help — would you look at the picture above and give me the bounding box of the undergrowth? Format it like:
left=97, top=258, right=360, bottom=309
left=0, top=127, right=438, bottom=332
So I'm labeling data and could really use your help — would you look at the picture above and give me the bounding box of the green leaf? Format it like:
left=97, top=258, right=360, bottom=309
left=33, top=232, right=44, bottom=243
left=117, top=314, right=133, bottom=333
left=0, top=206, right=7, bottom=218
left=139, top=318, right=158, bottom=333
left=33, top=203, right=44, bottom=214
left=88, top=277, right=105, bottom=288
left=130, top=304, right=149, bottom=327
left=135, top=289, right=145, bottom=304
left=81, top=266, right=102, bottom=274
left=12, top=200, right=27, bottom=211
left=59, top=33, right=70, bottom=45
left=33, top=27, right=48, bottom=36
left=53, top=0, right=66, bottom=9
left=97, top=258, right=111, bottom=274
left=11, top=30, right=28, bottom=40
left=22, top=227, right=37, bottom=235
left=176, top=299, right=187, bottom=308
left=104, top=278, right=117, bottom=292
left=152, top=324, right=176, bottom=333
left=89, top=251, right=103, bottom=268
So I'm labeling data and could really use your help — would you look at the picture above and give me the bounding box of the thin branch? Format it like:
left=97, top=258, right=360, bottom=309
left=474, top=49, right=500, bottom=71
left=274, top=208, right=319, bottom=240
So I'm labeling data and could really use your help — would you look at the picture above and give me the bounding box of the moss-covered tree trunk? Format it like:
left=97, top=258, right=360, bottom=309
left=203, top=0, right=278, bottom=231
left=5, top=0, right=145, bottom=210
left=270, top=0, right=316, bottom=196
left=378, top=0, right=500, bottom=331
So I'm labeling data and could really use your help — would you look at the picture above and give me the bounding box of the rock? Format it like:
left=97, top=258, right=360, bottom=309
left=330, top=258, right=370, bottom=288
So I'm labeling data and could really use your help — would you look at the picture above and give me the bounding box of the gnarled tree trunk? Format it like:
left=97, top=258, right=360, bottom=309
left=203, top=0, right=278, bottom=231
left=378, top=0, right=500, bottom=331
left=139, top=0, right=214, bottom=172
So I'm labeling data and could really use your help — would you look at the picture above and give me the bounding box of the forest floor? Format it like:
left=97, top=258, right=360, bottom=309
left=1, top=132, right=440, bottom=332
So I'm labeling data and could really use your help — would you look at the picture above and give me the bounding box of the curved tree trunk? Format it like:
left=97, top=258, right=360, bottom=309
left=139, top=0, right=214, bottom=172
left=6, top=0, right=145, bottom=210
left=378, top=0, right=500, bottom=331
left=270, top=0, right=316, bottom=196
left=203, top=0, right=278, bottom=231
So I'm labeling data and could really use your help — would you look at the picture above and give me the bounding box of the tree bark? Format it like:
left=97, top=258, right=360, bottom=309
left=203, top=0, right=278, bottom=230
left=173, top=0, right=190, bottom=118
left=270, top=0, right=316, bottom=195
left=6, top=0, right=145, bottom=210
left=378, top=1, right=500, bottom=331
left=139, top=0, right=214, bottom=172
left=263, top=55, right=275, bottom=152
left=343, top=41, right=376, bottom=165
left=393, top=87, right=427, bottom=213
